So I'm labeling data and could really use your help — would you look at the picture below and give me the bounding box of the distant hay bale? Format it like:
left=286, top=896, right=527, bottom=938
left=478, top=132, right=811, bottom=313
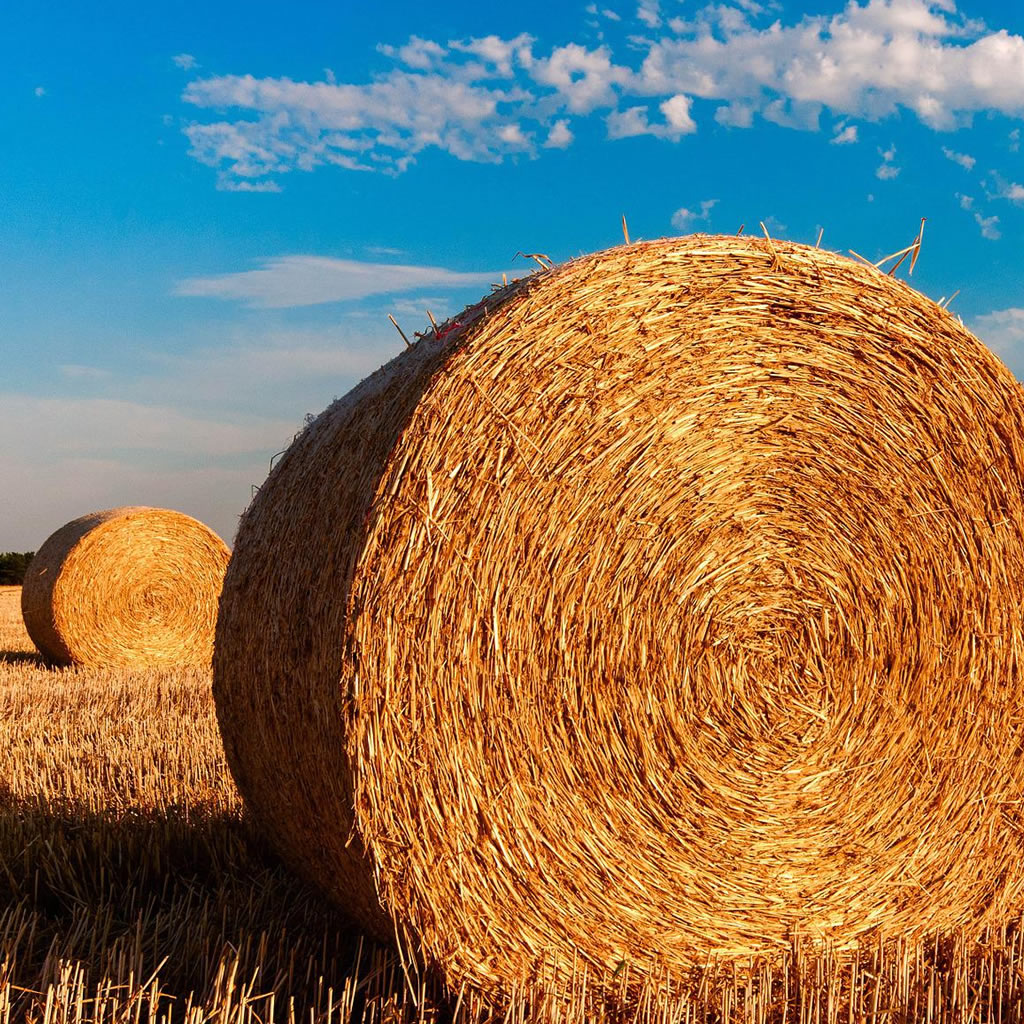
left=213, top=236, right=1024, bottom=1006
left=23, top=507, right=230, bottom=667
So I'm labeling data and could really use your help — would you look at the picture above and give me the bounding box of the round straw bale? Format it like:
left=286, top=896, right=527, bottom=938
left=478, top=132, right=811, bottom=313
left=23, top=506, right=230, bottom=667
left=214, top=236, right=1024, bottom=1002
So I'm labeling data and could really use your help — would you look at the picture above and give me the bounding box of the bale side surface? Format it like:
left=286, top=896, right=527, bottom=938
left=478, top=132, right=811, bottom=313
left=213, top=236, right=1024, bottom=1004
left=23, top=506, right=231, bottom=667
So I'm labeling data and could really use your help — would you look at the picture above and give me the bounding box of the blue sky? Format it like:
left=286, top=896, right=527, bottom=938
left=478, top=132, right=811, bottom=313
left=3, top=0, right=1024, bottom=549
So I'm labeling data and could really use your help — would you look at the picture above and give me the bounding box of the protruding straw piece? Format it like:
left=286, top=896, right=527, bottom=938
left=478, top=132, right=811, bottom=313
left=388, top=314, right=412, bottom=348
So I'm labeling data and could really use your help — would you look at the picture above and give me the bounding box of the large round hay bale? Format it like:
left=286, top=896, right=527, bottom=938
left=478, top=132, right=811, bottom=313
left=23, top=506, right=230, bottom=667
left=213, top=236, right=1024, bottom=1004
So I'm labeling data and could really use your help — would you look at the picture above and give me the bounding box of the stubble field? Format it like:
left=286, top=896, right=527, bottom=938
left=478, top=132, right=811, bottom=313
left=0, top=585, right=410, bottom=1024
left=2, top=585, right=1024, bottom=1023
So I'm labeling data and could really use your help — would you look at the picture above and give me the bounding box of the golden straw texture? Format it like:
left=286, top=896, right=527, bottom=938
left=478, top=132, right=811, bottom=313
left=214, top=236, right=1024, bottom=1007
left=23, top=506, right=230, bottom=667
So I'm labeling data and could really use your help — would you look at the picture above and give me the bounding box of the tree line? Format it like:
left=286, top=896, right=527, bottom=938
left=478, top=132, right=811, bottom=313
left=0, top=552, right=35, bottom=586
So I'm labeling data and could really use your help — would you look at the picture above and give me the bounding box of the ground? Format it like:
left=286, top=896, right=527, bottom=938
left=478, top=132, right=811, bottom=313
left=0, top=588, right=1021, bottom=1023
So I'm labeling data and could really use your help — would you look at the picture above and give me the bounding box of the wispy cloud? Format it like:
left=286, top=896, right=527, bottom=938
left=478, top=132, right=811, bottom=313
left=45, top=324, right=406, bottom=421
left=179, top=1, right=1024, bottom=190
left=544, top=119, right=574, bottom=148
left=990, top=173, right=1024, bottom=202
left=175, top=255, right=503, bottom=308
left=0, top=321, right=411, bottom=548
left=876, top=143, right=900, bottom=180
left=974, top=308, right=1024, bottom=371
left=942, top=146, right=976, bottom=170
left=957, top=193, right=1000, bottom=238
left=173, top=53, right=199, bottom=70
left=218, top=178, right=282, bottom=193
left=59, top=364, right=113, bottom=381
left=0, top=448, right=257, bottom=551
left=636, top=0, right=662, bottom=29
left=830, top=122, right=858, bottom=144
left=0, top=395, right=292, bottom=459
left=33, top=86, right=46, bottom=98
left=671, top=198, right=718, bottom=231
left=974, top=212, right=1001, bottom=239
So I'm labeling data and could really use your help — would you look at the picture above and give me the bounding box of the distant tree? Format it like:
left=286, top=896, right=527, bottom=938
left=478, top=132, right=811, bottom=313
left=0, top=552, right=35, bottom=586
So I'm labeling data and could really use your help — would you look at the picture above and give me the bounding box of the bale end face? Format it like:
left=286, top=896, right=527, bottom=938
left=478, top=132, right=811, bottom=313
left=22, top=506, right=231, bottom=668
left=214, top=235, right=1024, bottom=1007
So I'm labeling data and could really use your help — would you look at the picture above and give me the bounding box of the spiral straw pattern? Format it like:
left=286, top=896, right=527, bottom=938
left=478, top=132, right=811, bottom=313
left=23, top=506, right=230, bottom=667
left=213, top=236, right=1024, bottom=1007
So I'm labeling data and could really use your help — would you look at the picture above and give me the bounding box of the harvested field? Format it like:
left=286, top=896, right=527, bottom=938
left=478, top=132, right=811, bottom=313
left=1, top=587, right=1024, bottom=1023
left=0, top=587, right=393, bottom=1023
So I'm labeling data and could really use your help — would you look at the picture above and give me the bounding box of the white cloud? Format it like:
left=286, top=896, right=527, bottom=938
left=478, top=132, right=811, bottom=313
left=142, top=328, right=402, bottom=413
left=606, top=94, right=696, bottom=139
left=660, top=93, right=697, bottom=134
left=389, top=297, right=454, bottom=320
left=635, top=0, right=1024, bottom=131
left=714, top=101, right=755, bottom=128
left=831, top=123, right=858, bottom=144
left=447, top=33, right=535, bottom=77
left=956, top=192, right=1000, bottom=237
left=606, top=105, right=656, bottom=138
left=671, top=198, right=718, bottom=231
left=183, top=67, right=534, bottom=184
left=942, top=146, right=976, bottom=170
left=33, top=86, right=45, bottom=98
left=544, top=119, right=574, bottom=148
left=172, top=53, right=199, bottom=71
left=497, top=122, right=533, bottom=147
left=876, top=143, right=900, bottom=178
left=974, top=308, right=1024, bottom=372
left=175, top=255, right=503, bottom=308
left=53, top=323, right=406, bottom=423
left=364, top=244, right=406, bottom=257
left=993, top=176, right=1024, bottom=202
left=529, top=43, right=630, bottom=113
left=975, top=212, right=1001, bottom=238
left=218, top=178, right=283, bottom=193
left=179, top=4, right=1024, bottom=189
left=1011, top=128, right=1021, bottom=152
left=637, top=0, right=662, bottom=29
left=377, top=36, right=448, bottom=71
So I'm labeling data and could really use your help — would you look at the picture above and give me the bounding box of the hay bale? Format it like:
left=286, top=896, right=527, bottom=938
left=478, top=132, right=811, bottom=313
left=23, top=506, right=230, bottom=667
left=213, top=236, right=1024, bottom=1004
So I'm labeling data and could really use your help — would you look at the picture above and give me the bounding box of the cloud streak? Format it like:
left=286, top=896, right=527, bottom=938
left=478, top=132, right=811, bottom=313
left=0, top=324, right=407, bottom=548
left=176, top=255, right=503, bottom=308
